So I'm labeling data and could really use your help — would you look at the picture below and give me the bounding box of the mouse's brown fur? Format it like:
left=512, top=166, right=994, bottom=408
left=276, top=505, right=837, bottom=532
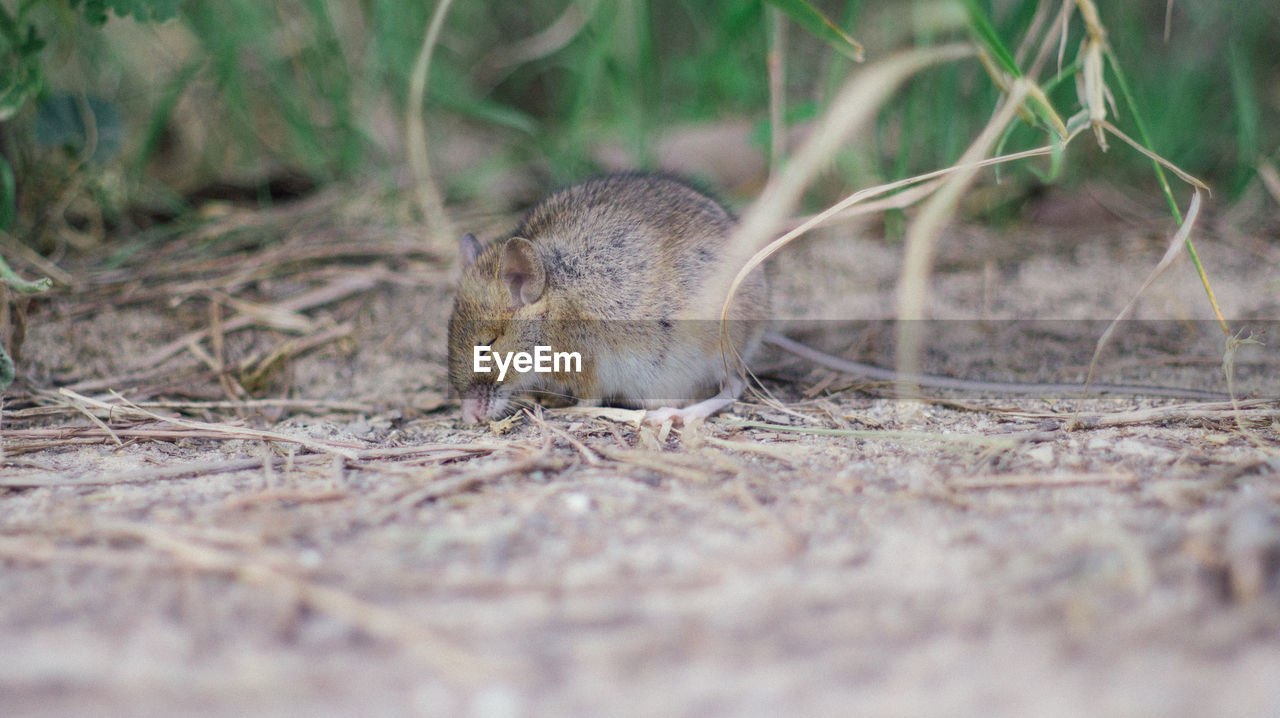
left=447, top=172, right=770, bottom=423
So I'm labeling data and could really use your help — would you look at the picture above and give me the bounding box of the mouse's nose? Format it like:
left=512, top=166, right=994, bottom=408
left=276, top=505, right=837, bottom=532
left=461, top=396, right=486, bottom=423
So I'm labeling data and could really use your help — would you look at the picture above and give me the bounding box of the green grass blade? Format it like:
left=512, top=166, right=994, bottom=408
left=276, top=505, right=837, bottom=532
left=962, top=0, right=1019, bottom=77
left=1227, top=40, right=1260, bottom=194
left=1103, top=48, right=1180, bottom=222
left=764, top=0, right=863, bottom=62
left=441, top=98, right=538, bottom=135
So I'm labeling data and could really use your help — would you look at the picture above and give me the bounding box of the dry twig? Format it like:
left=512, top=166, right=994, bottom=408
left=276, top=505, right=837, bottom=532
left=58, top=389, right=365, bottom=459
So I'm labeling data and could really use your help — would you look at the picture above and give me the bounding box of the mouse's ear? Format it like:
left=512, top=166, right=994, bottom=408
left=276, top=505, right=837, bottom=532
left=459, top=232, right=482, bottom=269
left=499, top=237, right=546, bottom=307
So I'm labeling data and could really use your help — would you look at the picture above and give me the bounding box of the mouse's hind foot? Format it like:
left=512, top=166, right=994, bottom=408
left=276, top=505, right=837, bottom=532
left=642, top=376, right=745, bottom=426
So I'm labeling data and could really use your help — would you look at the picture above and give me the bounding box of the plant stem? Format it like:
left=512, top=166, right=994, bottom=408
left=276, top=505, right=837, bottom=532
left=405, top=0, right=456, bottom=246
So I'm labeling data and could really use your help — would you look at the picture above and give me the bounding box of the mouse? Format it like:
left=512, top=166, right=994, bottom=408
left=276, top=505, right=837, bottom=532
left=447, top=172, right=771, bottom=425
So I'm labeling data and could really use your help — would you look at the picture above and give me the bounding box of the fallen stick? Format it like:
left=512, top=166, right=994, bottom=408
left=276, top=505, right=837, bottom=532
left=58, top=388, right=364, bottom=459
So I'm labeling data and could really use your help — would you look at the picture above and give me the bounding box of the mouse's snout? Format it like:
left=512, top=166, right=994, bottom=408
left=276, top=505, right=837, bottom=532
left=461, top=396, right=485, bottom=423
left=460, top=385, right=509, bottom=424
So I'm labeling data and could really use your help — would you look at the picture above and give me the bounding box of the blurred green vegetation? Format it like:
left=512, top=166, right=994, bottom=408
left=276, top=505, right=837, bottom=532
left=1, top=0, right=1277, bottom=241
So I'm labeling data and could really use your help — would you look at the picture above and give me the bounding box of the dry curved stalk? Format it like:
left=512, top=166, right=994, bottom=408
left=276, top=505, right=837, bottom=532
left=724, top=139, right=1078, bottom=309
left=721, top=134, right=1086, bottom=413
left=701, top=44, right=975, bottom=399
left=711, top=43, right=976, bottom=304
left=895, top=79, right=1032, bottom=395
left=1077, top=188, right=1202, bottom=418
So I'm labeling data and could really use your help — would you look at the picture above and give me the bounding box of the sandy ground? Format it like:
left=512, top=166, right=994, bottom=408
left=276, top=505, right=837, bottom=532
left=2, top=186, right=1279, bottom=717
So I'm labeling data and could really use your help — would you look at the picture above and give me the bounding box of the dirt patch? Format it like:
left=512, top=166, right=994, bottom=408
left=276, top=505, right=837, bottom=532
left=3, top=187, right=1279, bottom=716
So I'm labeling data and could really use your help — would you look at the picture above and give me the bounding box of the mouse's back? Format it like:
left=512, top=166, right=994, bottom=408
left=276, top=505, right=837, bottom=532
left=513, top=173, right=751, bottom=320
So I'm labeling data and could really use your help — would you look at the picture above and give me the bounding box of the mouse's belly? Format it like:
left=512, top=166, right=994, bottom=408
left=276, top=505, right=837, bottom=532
left=592, top=346, right=725, bottom=408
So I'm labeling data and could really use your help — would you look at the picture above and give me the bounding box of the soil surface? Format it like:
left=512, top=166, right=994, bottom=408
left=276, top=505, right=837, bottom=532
left=3, top=185, right=1279, bottom=717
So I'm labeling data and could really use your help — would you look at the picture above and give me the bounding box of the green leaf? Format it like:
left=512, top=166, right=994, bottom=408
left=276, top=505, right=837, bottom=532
left=765, top=0, right=863, bottom=62
left=0, top=70, right=42, bottom=122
